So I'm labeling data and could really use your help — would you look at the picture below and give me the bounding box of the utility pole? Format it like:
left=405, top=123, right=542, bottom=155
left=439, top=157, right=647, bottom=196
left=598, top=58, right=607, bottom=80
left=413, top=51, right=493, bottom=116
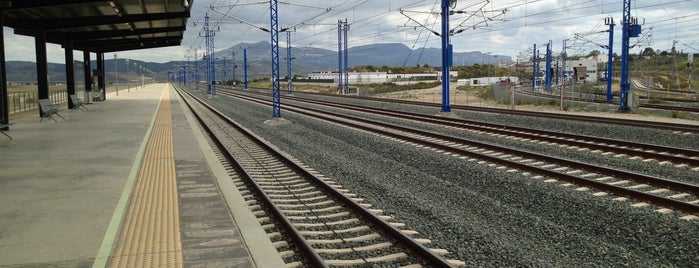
left=532, top=44, right=537, bottom=90
left=182, top=57, right=187, bottom=86
left=125, top=58, right=130, bottom=92
left=343, top=18, right=349, bottom=94
left=545, top=40, right=552, bottom=93
left=337, top=19, right=343, bottom=94
left=560, top=40, right=567, bottom=111
left=243, top=48, right=248, bottom=89
left=223, top=56, right=227, bottom=86
left=202, top=13, right=218, bottom=96
left=619, top=0, right=641, bottom=111
left=230, top=50, right=237, bottom=85
left=114, top=53, right=118, bottom=96
left=285, top=30, right=296, bottom=94
left=605, top=17, right=615, bottom=101
left=194, top=48, right=199, bottom=91
left=270, top=0, right=281, bottom=118
left=671, top=40, right=678, bottom=91
left=689, top=53, right=694, bottom=90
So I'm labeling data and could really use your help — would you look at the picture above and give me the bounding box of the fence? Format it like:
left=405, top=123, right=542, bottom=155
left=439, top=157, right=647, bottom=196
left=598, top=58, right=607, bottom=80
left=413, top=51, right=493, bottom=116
left=6, top=81, right=155, bottom=115
left=7, top=89, right=79, bottom=114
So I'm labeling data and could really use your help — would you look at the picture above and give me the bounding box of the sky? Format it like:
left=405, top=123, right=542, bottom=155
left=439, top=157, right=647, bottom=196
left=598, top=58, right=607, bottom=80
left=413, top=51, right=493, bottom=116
left=2, top=0, right=698, bottom=64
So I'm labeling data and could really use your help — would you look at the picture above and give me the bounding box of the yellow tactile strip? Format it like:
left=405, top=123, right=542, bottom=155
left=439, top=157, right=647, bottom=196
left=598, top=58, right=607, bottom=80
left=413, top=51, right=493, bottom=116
left=109, top=88, right=183, bottom=268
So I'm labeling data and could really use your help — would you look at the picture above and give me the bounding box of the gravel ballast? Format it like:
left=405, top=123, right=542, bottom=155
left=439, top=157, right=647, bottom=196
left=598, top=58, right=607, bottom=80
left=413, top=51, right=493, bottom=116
left=188, top=88, right=699, bottom=266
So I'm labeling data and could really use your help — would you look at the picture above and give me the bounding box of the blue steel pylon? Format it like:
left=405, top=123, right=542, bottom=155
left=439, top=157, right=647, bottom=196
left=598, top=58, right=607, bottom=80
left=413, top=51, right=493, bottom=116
left=619, top=0, right=641, bottom=111
left=545, top=41, right=552, bottom=92
left=605, top=17, right=615, bottom=101
left=440, top=0, right=452, bottom=113
left=270, top=0, right=281, bottom=118
left=243, top=48, right=248, bottom=89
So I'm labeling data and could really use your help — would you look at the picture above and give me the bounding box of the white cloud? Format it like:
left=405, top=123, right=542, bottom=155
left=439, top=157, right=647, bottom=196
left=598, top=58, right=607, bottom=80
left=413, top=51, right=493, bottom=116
left=2, top=0, right=696, bottom=64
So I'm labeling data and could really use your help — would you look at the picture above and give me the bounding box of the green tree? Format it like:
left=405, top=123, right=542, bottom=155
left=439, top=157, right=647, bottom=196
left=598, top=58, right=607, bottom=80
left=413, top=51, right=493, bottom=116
left=641, top=47, right=656, bottom=57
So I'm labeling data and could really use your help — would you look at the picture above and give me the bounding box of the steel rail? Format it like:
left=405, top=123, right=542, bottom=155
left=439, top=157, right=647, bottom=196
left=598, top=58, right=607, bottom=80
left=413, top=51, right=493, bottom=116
left=279, top=92, right=699, bottom=166
left=226, top=89, right=699, bottom=167
left=227, top=91, right=699, bottom=215
left=174, top=85, right=327, bottom=267
left=175, top=85, right=456, bottom=267
left=265, top=88, right=699, bottom=133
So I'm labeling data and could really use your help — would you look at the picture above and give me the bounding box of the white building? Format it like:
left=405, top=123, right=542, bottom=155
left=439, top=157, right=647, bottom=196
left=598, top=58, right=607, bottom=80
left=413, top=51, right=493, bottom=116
left=456, top=76, right=520, bottom=87
left=307, top=71, right=458, bottom=84
left=546, top=58, right=598, bottom=84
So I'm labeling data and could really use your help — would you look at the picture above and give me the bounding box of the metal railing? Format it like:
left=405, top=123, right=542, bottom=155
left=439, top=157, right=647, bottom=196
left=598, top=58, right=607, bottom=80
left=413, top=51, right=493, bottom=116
left=8, top=89, right=72, bottom=114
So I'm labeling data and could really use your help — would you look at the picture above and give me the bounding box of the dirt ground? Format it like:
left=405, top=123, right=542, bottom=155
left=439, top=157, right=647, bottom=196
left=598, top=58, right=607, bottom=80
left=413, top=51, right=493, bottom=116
left=365, top=84, right=699, bottom=126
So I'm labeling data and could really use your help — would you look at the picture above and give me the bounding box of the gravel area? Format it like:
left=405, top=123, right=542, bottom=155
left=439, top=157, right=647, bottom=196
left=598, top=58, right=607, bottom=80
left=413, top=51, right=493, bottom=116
left=290, top=91, right=699, bottom=150
left=189, top=88, right=699, bottom=267
left=279, top=96, right=699, bottom=185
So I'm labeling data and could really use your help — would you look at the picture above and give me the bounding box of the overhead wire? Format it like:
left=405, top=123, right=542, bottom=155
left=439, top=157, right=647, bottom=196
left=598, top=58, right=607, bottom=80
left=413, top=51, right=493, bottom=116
left=183, top=0, right=697, bottom=65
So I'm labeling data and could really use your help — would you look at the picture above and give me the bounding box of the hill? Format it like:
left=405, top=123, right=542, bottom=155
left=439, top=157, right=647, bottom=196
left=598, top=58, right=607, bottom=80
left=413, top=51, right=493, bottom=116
left=5, top=42, right=511, bottom=82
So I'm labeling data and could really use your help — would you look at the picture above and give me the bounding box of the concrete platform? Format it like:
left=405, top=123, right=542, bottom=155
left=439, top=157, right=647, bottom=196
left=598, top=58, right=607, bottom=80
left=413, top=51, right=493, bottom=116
left=0, top=84, right=282, bottom=267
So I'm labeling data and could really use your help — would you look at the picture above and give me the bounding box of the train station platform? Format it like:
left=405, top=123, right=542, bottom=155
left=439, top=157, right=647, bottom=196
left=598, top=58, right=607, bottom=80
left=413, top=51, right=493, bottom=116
left=0, top=84, right=283, bottom=267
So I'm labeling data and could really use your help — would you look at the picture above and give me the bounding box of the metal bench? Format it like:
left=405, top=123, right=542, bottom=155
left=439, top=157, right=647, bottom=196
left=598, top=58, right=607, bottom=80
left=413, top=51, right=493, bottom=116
left=39, top=98, right=65, bottom=122
left=0, top=122, right=11, bottom=140
left=69, top=94, right=88, bottom=111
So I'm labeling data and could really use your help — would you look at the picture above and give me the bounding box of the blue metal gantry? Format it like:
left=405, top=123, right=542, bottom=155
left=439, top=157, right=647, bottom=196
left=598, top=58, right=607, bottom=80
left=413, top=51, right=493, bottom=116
left=440, top=0, right=454, bottom=113
left=619, top=0, right=641, bottom=111
left=270, top=0, right=281, bottom=118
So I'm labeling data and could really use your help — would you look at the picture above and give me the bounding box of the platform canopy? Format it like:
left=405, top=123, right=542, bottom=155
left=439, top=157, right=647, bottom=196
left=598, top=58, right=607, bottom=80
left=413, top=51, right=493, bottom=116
left=1, top=0, right=192, bottom=53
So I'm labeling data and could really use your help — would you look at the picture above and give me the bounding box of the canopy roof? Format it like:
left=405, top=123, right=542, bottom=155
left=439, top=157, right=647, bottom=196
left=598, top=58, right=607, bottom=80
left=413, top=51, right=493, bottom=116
left=2, top=0, right=192, bottom=53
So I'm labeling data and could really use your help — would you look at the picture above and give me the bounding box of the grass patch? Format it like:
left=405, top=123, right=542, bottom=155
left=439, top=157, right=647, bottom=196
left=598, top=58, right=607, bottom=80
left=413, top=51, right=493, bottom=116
left=368, top=82, right=441, bottom=95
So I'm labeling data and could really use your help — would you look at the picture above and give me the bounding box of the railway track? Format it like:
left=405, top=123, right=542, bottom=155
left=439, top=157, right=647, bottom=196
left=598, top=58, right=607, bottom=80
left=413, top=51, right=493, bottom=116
left=257, top=87, right=699, bottom=133
left=225, top=88, right=699, bottom=168
left=218, top=89, right=699, bottom=218
left=173, top=85, right=462, bottom=267
left=516, top=88, right=699, bottom=113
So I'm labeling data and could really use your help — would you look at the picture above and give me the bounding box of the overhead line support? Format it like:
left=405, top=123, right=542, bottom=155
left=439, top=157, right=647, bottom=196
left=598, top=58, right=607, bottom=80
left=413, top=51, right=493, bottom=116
left=270, top=0, right=281, bottom=118
left=343, top=18, right=349, bottom=95
left=605, top=17, right=615, bottom=101
left=440, top=0, right=453, bottom=113
left=337, top=19, right=343, bottom=94
left=545, top=40, right=552, bottom=93
left=619, top=0, right=641, bottom=111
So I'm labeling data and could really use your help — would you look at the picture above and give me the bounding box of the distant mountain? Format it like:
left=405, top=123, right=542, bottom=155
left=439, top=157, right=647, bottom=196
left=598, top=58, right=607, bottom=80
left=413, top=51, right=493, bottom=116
left=215, top=42, right=512, bottom=78
left=5, top=42, right=512, bottom=82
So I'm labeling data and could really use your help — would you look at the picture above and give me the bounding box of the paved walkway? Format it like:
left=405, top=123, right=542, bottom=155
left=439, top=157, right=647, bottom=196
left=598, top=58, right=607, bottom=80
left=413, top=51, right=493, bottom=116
left=0, top=84, right=282, bottom=267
